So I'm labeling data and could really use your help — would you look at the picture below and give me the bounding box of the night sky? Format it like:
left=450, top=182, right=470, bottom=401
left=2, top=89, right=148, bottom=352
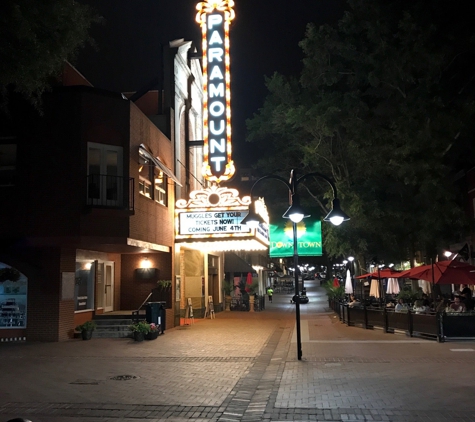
left=76, top=0, right=346, bottom=167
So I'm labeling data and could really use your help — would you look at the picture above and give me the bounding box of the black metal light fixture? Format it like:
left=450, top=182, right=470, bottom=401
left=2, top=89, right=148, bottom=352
left=241, top=169, right=349, bottom=360
left=240, top=203, right=266, bottom=228
left=323, top=198, right=350, bottom=226
left=282, top=194, right=310, bottom=223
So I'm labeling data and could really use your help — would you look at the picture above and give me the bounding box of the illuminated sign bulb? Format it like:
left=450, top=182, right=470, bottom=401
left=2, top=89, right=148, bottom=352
left=196, top=1, right=235, bottom=183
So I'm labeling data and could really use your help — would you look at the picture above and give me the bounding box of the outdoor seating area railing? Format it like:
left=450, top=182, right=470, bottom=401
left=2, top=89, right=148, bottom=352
left=230, top=295, right=265, bottom=312
left=230, top=296, right=250, bottom=311
left=254, top=295, right=265, bottom=312
left=329, top=300, right=475, bottom=342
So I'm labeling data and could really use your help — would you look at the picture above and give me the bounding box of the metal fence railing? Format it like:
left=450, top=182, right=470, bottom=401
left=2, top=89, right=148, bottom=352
left=328, top=299, right=475, bottom=342
left=329, top=300, right=454, bottom=342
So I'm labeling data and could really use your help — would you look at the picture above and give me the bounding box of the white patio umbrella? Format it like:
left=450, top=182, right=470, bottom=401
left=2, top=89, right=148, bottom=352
left=369, top=278, right=380, bottom=298
left=418, top=279, right=432, bottom=294
left=386, top=278, right=400, bottom=295
left=345, top=269, right=353, bottom=294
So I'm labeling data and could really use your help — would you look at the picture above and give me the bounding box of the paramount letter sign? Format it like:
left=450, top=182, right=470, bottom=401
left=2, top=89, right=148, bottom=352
left=196, top=1, right=235, bottom=183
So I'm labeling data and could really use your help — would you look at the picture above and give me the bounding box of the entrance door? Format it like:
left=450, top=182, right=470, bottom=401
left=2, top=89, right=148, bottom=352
left=212, top=274, right=219, bottom=306
left=207, top=273, right=219, bottom=309
left=104, top=262, right=114, bottom=312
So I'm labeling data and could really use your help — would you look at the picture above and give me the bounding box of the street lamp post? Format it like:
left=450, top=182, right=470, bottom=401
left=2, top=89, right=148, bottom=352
left=241, top=168, right=350, bottom=360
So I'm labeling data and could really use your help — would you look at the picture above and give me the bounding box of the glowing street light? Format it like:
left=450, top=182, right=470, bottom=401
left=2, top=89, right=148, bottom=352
left=241, top=169, right=349, bottom=360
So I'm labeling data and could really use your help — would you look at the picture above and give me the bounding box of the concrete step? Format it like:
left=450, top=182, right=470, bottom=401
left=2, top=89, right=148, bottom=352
left=92, top=329, right=131, bottom=339
left=93, top=318, right=132, bottom=326
left=93, top=325, right=131, bottom=339
left=91, top=318, right=135, bottom=338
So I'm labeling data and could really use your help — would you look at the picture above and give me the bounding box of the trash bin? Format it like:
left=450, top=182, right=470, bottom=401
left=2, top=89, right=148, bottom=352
left=146, top=302, right=161, bottom=327
left=157, top=301, right=167, bottom=334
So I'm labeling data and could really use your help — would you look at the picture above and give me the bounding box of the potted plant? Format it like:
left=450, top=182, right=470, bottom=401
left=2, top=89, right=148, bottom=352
left=153, top=279, right=172, bottom=308
left=397, top=286, right=423, bottom=306
left=323, top=281, right=345, bottom=307
left=129, top=320, right=151, bottom=342
left=75, top=320, right=97, bottom=340
left=145, top=322, right=159, bottom=340
left=157, top=280, right=172, bottom=289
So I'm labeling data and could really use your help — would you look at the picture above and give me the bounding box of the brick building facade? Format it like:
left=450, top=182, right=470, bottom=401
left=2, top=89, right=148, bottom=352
left=0, top=64, right=178, bottom=341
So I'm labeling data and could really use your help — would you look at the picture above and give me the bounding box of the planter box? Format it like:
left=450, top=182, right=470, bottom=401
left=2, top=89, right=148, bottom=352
left=145, top=331, right=159, bottom=340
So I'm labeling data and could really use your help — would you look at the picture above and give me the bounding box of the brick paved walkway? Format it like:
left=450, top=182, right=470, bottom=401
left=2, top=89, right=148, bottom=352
left=1, top=279, right=475, bottom=422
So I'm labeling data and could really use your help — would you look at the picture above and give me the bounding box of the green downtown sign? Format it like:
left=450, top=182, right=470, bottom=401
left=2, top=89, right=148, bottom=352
left=269, top=220, right=322, bottom=258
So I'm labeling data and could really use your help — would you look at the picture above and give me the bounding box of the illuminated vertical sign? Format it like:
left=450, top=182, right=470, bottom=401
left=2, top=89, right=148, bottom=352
left=196, top=1, right=235, bottom=183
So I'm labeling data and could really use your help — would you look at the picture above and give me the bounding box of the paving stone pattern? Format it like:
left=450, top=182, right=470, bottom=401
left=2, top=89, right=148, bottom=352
left=1, top=280, right=475, bottom=421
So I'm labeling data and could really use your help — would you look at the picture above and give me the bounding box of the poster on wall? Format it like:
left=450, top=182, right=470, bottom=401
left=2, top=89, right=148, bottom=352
left=0, top=265, right=28, bottom=329
left=75, top=270, right=90, bottom=311
left=176, top=276, right=181, bottom=301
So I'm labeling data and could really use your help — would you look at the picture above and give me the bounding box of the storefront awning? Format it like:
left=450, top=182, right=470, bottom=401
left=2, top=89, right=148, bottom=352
left=224, top=252, right=255, bottom=273
left=139, top=144, right=182, bottom=187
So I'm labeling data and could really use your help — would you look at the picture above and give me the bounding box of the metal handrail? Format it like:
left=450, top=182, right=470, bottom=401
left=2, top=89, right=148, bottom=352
left=131, top=292, right=152, bottom=322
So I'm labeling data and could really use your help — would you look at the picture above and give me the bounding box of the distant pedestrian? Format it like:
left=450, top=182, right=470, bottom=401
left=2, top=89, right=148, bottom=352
left=267, top=287, right=274, bottom=303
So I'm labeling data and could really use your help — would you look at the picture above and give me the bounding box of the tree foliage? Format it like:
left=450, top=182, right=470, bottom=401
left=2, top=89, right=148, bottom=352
left=246, top=0, right=475, bottom=265
left=0, top=0, right=99, bottom=109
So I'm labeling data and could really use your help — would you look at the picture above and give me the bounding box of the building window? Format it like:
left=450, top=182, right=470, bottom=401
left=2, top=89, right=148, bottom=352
left=154, top=169, right=167, bottom=206
left=139, top=159, right=153, bottom=199
left=0, top=264, right=27, bottom=328
left=87, top=143, right=123, bottom=207
left=0, top=142, right=17, bottom=187
left=138, top=159, right=168, bottom=206
left=139, top=178, right=152, bottom=198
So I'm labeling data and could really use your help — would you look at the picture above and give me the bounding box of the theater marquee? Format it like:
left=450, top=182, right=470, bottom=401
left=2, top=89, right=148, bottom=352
left=175, top=186, right=269, bottom=251
left=196, top=0, right=235, bottom=183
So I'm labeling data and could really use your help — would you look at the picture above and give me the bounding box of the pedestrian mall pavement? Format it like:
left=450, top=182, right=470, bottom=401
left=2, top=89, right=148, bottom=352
left=1, top=280, right=475, bottom=422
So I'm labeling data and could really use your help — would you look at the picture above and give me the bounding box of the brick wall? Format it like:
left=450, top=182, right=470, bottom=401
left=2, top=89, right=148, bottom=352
left=120, top=253, right=172, bottom=310
left=58, top=247, right=76, bottom=341
left=26, top=247, right=62, bottom=342
left=129, top=103, right=175, bottom=246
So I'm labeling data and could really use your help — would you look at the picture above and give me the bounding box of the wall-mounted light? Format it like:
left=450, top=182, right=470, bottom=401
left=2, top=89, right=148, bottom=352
left=141, top=257, right=151, bottom=269
left=84, top=262, right=93, bottom=270
left=136, top=257, right=158, bottom=280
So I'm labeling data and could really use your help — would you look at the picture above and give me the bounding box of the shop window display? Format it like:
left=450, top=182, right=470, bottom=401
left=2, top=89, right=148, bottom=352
left=0, top=264, right=27, bottom=329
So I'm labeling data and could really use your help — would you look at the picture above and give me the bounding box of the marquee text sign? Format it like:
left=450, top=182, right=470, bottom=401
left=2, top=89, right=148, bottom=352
left=196, top=1, right=235, bottom=183
left=175, top=186, right=270, bottom=251
left=179, top=210, right=250, bottom=235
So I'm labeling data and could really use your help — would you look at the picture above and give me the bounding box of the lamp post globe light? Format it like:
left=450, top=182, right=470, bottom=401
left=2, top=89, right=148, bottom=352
left=241, top=169, right=349, bottom=360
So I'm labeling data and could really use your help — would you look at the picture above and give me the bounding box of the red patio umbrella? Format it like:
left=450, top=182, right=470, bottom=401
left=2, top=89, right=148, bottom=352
left=405, top=260, right=475, bottom=285
left=333, top=277, right=340, bottom=287
left=355, top=268, right=409, bottom=279
left=245, top=272, right=253, bottom=292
